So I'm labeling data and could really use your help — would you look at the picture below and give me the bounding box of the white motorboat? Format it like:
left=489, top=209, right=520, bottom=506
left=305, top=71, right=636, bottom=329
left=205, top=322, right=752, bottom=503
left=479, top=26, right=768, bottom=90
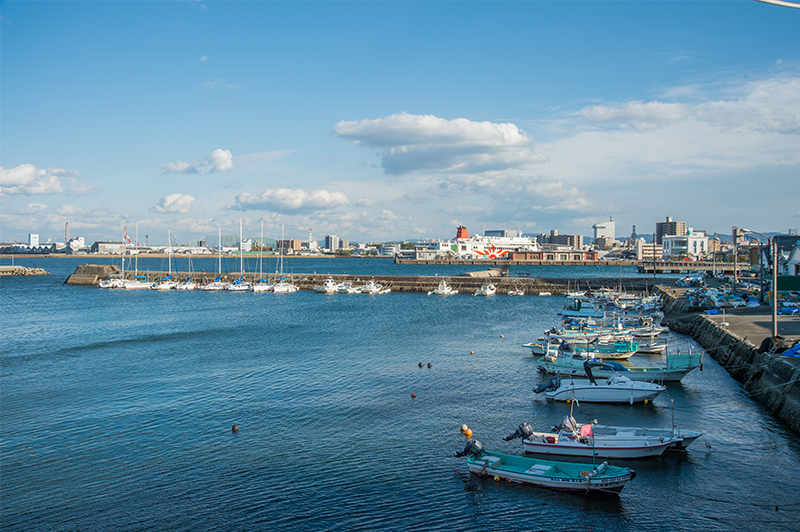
left=428, top=280, right=457, bottom=296
left=558, top=296, right=604, bottom=318
left=593, top=425, right=702, bottom=450
left=360, top=280, right=388, bottom=294
left=252, top=220, right=273, bottom=292
left=273, top=279, right=299, bottom=293
left=252, top=281, right=274, bottom=292
left=473, top=283, right=496, bottom=296
left=314, top=277, right=339, bottom=293
left=508, top=287, right=525, bottom=296
left=534, top=372, right=666, bottom=404
left=122, top=279, right=153, bottom=290
left=503, top=418, right=678, bottom=459
left=535, top=348, right=702, bottom=383
left=337, top=281, right=358, bottom=294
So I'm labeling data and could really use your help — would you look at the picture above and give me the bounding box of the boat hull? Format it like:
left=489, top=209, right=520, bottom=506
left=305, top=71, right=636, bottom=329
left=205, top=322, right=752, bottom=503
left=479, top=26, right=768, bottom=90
left=466, top=452, right=633, bottom=494
left=544, top=378, right=665, bottom=403
left=522, top=436, right=673, bottom=458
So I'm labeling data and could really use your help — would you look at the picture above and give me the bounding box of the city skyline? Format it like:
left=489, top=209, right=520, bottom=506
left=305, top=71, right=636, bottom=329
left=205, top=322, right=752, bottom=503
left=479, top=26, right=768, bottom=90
left=2, top=2, right=799, bottom=245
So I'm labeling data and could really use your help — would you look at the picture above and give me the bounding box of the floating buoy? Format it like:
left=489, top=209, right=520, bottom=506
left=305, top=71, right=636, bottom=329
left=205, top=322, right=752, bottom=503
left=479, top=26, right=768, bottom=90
left=494, top=476, right=500, bottom=482
left=427, top=363, right=432, bottom=368
left=644, top=399, right=649, bottom=405
left=566, top=399, right=571, bottom=404
left=461, top=424, right=469, bottom=433
left=500, top=335, right=504, bottom=338
left=418, top=362, right=423, bottom=368
left=470, top=351, right=475, bottom=355
left=231, top=425, right=239, bottom=433
left=464, top=429, right=473, bottom=438
left=411, top=393, right=416, bottom=398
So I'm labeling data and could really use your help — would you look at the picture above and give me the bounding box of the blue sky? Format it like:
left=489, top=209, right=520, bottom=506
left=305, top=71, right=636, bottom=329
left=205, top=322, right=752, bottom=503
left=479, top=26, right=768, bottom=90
left=2, top=1, right=799, bottom=245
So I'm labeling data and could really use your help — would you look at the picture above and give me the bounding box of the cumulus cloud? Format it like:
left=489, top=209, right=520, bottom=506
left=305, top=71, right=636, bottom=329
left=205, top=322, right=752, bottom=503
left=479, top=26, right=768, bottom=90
left=580, top=101, right=690, bottom=131
left=0, top=164, right=71, bottom=196
left=333, top=112, right=547, bottom=175
left=230, top=188, right=349, bottom=214
left=150, top=193, right=195, bottom=213
left=162, top=149, right=234, bottom=174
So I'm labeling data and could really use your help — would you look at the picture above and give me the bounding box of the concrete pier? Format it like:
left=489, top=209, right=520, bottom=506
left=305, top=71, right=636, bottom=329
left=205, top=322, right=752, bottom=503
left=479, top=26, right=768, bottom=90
left=65, top=263, right=662, bottom=294
left=658, top=285, right=800, bottom=434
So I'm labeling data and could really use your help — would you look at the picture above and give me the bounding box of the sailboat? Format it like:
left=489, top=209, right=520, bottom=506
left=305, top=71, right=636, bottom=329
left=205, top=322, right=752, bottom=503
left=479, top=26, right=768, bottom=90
left=101, top=220, right=130, bottom=288
left=151, top=230, right=179, bottom=290
left=175, top=256, right=197, bottom=290
left=272, top=223, right=298, bottom=293
left=226, top=219, right=252, bottom=291
left=201, top=228, right=227, bottom=291
left=252, top=219, right=274, bottom=292
left=122, top=222, right=152, bottom=289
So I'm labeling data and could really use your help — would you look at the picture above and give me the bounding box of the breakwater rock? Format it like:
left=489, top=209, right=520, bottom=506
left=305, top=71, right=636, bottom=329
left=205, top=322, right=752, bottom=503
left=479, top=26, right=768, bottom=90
left=65, top=264, right=121, bottom=285
left=0, top=265, right=51, bottom=276
left=659, top=287, right=800, bottom=434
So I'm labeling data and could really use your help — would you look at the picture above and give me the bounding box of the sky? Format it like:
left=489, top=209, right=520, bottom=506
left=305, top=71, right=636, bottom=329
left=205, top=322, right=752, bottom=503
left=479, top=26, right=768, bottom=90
left=1, top=0, right=799, bottom=246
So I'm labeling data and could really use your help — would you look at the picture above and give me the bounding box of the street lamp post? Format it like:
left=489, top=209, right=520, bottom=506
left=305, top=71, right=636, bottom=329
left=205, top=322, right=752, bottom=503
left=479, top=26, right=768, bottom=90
left=741, top=229, right=778, bottom=338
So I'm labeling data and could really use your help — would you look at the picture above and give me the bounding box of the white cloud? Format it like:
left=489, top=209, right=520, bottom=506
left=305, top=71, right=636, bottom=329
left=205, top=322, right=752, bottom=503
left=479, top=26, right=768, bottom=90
left=18, top=202, right=48, bottom=214
left=200, top=56, right=208, bottom=62
left=333, top=112, right=547, bottom=175
left=203, top=149, right=234, bottom=172
left=55, top=204, right=85, bottom=216
left=203, top=78, right=241, bottom=90
left=231, top=188, right=349, bottom=214
left=162, top=161, right=198, bottom=174
left=0, top=164, right=70, bottom=196
left=162, top=149, right=234, bottom=174
left=580, top=101, right=690, bottom=132
left=150, top=193, right=195, bottom=213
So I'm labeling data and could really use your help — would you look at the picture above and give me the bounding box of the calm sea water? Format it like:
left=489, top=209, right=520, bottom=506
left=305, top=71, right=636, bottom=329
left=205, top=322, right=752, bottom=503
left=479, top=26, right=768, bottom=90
left=2, top=258, right=798, bottom=531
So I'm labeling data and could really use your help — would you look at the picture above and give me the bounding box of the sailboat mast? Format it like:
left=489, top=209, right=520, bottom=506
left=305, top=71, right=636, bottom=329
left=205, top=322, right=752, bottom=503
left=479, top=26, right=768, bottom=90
left=218, top=228, right=222, bottom=278
left=239, top=218, right=243, bottom=277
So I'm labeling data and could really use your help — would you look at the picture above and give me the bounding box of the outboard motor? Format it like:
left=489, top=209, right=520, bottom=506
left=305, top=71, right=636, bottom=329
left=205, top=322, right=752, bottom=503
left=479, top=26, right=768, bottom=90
left=453, top=439, right=485, bottom=458
left=503, top=422, right=533, bottom=441
left=533, top=376, right=561, bottom=394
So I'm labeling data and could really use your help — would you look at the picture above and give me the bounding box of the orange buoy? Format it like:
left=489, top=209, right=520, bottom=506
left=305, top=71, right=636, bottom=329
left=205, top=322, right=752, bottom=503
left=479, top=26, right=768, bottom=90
left=464, top=429, right=473, bottom=438
left=411, top=393, right=416, bottom=398
left=470, top=351, right=475, bottom=355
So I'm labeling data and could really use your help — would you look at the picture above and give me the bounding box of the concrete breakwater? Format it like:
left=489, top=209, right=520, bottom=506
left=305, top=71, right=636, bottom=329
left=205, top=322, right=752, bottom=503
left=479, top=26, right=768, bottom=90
left=0, top=265, right=51, bottom=276
left=658, top=287, right=800, bottom=434
left=65, top=263, right=657, bottom=295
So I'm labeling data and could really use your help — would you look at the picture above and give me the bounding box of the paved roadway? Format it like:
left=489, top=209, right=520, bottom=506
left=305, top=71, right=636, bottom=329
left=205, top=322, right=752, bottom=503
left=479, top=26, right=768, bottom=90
left=667, top=278, right=800, bottom=345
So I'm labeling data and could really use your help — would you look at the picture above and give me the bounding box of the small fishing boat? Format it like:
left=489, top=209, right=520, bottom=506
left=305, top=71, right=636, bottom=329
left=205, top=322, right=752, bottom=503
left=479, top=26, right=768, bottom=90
left=428, top=280, right=457, bottom=296
left=473, top=283, right=496, bottom=296
left=360, top=280, right=388, bottom=294
left=593, top=425, right=702, bottom=450
left=453, top=440, right=635, bottom=494
left=314, top=277, right=339, bottom=293
left=508, top=287, right=525, bottom=296
left=535, top=350, right=703, bottom=383
left=503, top=419, right=676, bottom=459
left=534, top=364, right=666, bottom=404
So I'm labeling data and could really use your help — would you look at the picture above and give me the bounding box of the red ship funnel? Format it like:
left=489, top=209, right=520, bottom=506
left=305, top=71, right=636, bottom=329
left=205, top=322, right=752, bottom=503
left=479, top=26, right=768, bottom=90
left=455, top=226, right=469, bottom=239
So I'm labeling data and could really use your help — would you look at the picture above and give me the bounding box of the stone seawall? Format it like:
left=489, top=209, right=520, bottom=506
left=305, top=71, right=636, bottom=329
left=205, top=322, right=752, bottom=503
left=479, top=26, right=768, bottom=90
left=658, top=287, right=800, bottom=434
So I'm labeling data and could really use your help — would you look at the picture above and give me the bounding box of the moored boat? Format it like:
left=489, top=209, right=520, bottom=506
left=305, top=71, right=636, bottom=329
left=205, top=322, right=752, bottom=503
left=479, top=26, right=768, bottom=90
left=473, top=283, right=496, bottom=296
left=535, top=350, right=702, bottom=383
left=453, top=440, right=635, bottom=494
left=314, top=277, right=339, bottom=293
left=533, top=369, right=666, bottom=404
left=428, top=280, right=457, bottom=296
left=503, top=419, right=678, bottom=459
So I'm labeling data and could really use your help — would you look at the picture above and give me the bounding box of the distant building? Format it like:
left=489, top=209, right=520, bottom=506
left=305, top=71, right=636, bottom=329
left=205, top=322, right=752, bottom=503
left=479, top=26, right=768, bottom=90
left=91, top=241, right=124, bottom=254
left=484, top=229, right=517, bottom=238
left=633, top=239, right=662, bottom=261
left=537, top=230, right=583, bottom=248
left=379, top=243, right=401, bottom=256
left=662, top=229, right=708, bottom=259
left=656, top=216, right=686, bottom=245
left=592, top=217, right=615, bottom=245
left=325, top=235, right=340, bottom=252
left=29, top=233, right=39, bottom=246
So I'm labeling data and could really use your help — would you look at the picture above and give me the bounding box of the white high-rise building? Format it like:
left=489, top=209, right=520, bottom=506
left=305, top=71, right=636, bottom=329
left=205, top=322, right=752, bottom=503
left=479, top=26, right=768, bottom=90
left=592, top=217, right=615, bottom=244
left=29, top=233, right=39, bottom=246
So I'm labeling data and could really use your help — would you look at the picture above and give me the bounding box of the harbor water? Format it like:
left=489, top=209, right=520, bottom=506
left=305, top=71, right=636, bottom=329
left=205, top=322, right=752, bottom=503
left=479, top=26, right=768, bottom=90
left=2, top=258, right=798, bottom=531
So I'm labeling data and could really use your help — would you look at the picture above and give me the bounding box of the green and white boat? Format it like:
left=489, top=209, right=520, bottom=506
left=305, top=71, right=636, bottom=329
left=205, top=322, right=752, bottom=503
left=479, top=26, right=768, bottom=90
left=454, top=440, right=635, bottom=494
